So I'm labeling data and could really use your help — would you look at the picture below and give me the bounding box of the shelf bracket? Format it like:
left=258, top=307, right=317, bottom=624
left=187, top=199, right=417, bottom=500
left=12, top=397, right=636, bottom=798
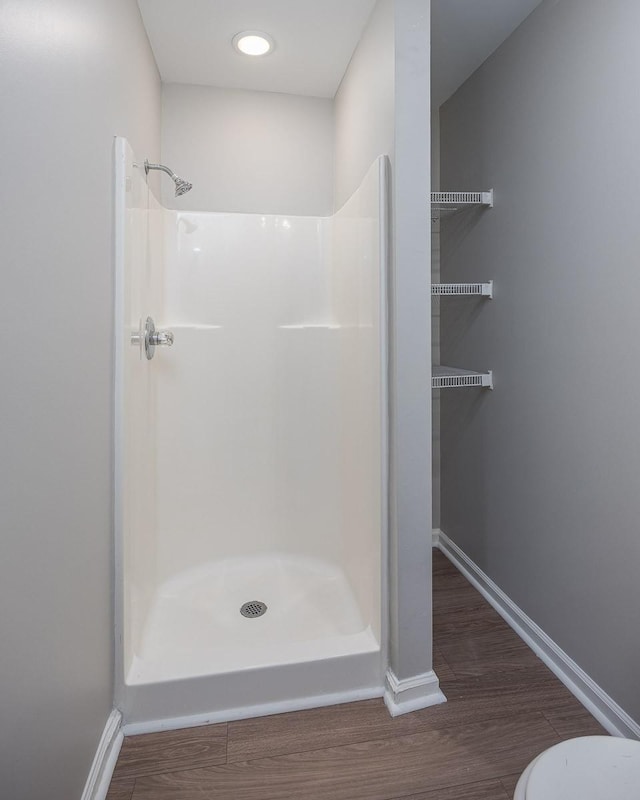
left=432, top=367, right=493, bottom=390
left=431, top=281, right=493, bottom=298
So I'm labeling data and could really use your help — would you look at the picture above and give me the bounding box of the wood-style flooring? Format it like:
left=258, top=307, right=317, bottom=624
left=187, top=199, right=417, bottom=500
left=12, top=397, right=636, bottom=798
left=107, top=550, right=606, bottom=800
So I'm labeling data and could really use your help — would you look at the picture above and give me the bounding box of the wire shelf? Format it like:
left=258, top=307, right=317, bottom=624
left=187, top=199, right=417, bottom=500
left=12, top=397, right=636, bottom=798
left=432, top=366, right=493, bottom=390
left=431, top=190, right=494, bottom=221
left=432, top=282, right=493, bottom=298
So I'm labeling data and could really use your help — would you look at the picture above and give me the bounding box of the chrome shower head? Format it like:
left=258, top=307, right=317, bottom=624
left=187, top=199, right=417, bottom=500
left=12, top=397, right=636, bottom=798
left=144, top=160, right=193, bottom=197
left=173, top=176, right=193, bottom=197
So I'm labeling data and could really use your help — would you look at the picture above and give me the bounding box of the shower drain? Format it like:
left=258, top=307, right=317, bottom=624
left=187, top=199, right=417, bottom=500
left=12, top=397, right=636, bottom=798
left=240, top=601, right=268, bottom=619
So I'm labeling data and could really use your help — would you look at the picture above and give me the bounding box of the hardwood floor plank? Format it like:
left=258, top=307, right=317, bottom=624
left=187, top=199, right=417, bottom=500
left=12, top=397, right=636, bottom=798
left=433, top=570, right=478, bottom=593
left=408, top=677, right=575, bottom=732
left=442, top=667, right=577, bottom=709
left=499, top=772, right=521, bottom=798
left=432, top=551, right=460, bottom=578
left=433, top=587, right=489, bottom=614
left=228, top=668, right=575, bottom=764
left=390, top=778, right=510, bottom=800
left=433, top=643, right=457, bottom=685
left=105, top=777, right=135, bottom=800
left=227, top=698, right=423, bottom=763
left=112, top=723, right=227, bottom=780
left=131, top=714, right=561, bottom=800
left=437, top=627, right=542, bottom=678
left=542, top=705, right=607, bottom=738
left=433, top=603, right=505, bottom=637
left=432, top=554, right=496, bottom=617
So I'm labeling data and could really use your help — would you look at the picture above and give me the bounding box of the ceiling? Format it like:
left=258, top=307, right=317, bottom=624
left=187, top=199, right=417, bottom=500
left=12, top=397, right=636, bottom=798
left=431, top=0, right=544, bottom=108
left=137, top=0, right=376, bottom=98
left=138, top=0, right=544, bottom=103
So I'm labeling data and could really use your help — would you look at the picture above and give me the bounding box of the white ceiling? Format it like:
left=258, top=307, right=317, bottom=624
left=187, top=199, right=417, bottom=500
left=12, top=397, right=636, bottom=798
left=138, top=0, right=544, bottom=103
left=431, top=0, right=544, bottom=108
left=137, top=0, right=377, bottom=98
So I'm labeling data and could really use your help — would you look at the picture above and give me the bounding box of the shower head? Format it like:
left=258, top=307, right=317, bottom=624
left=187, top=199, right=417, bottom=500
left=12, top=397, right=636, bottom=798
left=144, top=160, right=193, bottom=197
left=173, top=176, right=193, bottom=197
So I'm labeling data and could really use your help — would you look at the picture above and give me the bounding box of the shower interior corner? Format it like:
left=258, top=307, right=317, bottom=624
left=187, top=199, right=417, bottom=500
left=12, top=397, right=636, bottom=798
left=115, top=137, right=389, bottom=723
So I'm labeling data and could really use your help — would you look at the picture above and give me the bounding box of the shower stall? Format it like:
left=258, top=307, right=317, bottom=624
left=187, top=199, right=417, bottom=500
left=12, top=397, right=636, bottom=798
left=114, top=138, right=389, bottom=725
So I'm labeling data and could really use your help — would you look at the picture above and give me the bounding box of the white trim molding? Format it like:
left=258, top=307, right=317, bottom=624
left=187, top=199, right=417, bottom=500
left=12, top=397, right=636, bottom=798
left=436, top=530, right=640, bottom=740
left=81, top=710, right=123, bottom=800
left=383, top=668, right=446, bottom=717
left=432, top=528, right=442, bottom=547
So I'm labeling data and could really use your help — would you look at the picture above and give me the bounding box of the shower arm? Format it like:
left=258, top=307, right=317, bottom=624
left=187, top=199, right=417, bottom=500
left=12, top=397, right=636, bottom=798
left=145, top=160, right=177, bottom=180
left=144, top=160, right=193, bottom=197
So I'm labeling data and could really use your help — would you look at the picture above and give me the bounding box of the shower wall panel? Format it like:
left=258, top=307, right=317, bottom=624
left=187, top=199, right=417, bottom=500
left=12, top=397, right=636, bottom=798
left=118, top=140, right=164, bottom=672
left=154, top=215, right=340, bottom=572
left=331, top=160, right=384, bottom=639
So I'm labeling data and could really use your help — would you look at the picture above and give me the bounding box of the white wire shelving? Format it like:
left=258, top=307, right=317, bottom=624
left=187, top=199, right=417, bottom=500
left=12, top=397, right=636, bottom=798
left=432, top=366, right=493, bottom=390
left=431, top=190, right=494, bottom=222
left=431, top=281, right=493, bottom=298
left=431, top=190, right=494, bottom=389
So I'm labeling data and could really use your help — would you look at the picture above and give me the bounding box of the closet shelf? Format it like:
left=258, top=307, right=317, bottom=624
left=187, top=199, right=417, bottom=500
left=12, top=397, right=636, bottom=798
left=432, top=281, right=493, bottom=298
left=431, top=190, right=493, bottom=221
left=432, top=366, right=493, bottom=390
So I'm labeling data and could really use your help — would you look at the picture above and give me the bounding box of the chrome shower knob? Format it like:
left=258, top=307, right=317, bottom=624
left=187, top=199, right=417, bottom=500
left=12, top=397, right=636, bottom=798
left=131, top=317, right=175, bottom=360
left=149, top=329, right=174, bottom=347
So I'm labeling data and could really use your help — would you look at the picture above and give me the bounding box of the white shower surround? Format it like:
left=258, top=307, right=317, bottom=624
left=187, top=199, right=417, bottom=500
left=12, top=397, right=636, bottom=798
left=115, top=138, right=389, bottom=725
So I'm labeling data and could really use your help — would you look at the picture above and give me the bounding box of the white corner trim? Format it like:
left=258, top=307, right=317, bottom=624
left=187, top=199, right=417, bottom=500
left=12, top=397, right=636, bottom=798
left=383, top=668, right=446, bottom=717
left=121, top=686, right=384, bottom=736
left=432, top=528, right=442, bottom=547
left=81, top=710, right=123, bottom=800
left=437, top=530, right=640, bottom=740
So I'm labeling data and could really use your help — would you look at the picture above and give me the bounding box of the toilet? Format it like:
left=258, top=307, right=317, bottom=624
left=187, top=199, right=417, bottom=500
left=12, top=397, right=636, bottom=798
left=514, top=736, right=640, bottom=799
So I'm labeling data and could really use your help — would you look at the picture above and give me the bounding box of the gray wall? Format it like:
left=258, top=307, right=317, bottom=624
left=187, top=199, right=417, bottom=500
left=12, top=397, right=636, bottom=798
left=0, top=1, right=161, bottom=797
left=162, top=83, right=334, bottom=215
left=440, top=0, right=640, bottom=723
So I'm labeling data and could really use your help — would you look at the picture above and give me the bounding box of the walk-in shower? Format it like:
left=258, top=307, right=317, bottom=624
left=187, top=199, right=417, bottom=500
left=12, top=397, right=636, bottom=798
left=115, top=138, right=388, bottom=726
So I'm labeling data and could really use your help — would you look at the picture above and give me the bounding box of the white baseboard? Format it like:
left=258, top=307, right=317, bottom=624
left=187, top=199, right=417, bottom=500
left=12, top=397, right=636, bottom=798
left=121, top=686, right=384, bottom=736
left=432, top=528, right=442, bottom=547
left=81, top=710, right=123, bottom=800
left=383, top=668, right=446, bottom=717
left=436, top=530, right=640, bottom=739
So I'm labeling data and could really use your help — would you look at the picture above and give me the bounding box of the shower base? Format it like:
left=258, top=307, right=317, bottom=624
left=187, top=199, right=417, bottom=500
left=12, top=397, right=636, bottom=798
left=128, top=554, right=377, bottom=685
left=123, top=554, right=381, bottom=725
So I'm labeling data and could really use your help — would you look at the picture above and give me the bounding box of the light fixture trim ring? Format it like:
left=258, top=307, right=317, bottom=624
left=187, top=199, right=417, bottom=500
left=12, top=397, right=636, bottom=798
left=232, top=30, right=275, bottom=57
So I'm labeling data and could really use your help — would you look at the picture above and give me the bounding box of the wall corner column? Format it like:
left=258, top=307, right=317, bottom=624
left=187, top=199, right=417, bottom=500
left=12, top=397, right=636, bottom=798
left=385, top=0, right=445, bottom=715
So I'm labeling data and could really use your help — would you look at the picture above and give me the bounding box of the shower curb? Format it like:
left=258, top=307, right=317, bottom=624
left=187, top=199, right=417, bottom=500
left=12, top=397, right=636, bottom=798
left=80, top=710, right=123, bottom=800
left=433, top=528, right=640, bottom=740
left=120, top=686, right=384, bottom=736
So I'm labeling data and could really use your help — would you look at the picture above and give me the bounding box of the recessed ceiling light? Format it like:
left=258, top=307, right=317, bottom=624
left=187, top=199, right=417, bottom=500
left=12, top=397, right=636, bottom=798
left=232, top=31, right=275, bottom=57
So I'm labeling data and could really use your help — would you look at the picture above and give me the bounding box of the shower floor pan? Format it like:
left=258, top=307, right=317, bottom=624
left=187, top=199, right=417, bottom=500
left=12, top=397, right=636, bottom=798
left=122, top=554, right=382, bottom=725
left=127, top=554, right=379, bottom=686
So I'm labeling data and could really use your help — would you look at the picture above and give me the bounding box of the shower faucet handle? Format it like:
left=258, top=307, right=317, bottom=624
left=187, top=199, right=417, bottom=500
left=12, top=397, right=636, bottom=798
left=149, top=329, right=174, bottom=347
left=131, top=317, right=174, bottom=360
